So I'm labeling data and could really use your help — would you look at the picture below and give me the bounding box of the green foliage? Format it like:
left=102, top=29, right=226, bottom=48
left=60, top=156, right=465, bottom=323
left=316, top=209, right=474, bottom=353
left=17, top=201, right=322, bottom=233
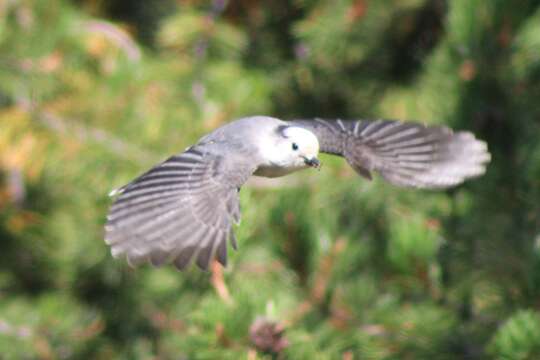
left=1, top=0, right=539, bottom=358
left=488, top=310, right=540, bottom=360
left=386, top=212, right=440, bottom=273
left=0, top=293, right=103, bottom=359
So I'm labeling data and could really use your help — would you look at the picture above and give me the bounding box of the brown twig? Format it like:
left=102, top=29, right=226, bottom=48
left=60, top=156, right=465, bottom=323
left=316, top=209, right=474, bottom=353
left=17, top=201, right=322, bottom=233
left=211, top=260, right=234, bottom=305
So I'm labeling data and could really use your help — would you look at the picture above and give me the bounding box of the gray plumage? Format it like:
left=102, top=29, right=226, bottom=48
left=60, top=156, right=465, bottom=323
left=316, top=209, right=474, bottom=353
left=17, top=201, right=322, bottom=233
left=290, top=118, right=490, bottom=188
left=105, top=116, right=490, bottom=270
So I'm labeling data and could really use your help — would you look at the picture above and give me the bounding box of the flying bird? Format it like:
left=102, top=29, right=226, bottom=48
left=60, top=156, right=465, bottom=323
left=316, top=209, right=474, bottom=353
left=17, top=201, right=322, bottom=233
left=105, top=116, right=490, bottom=270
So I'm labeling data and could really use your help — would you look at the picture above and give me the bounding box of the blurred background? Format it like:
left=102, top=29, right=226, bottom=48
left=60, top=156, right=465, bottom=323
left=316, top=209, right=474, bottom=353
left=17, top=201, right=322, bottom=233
left=1, top=0, right=540, bottom=358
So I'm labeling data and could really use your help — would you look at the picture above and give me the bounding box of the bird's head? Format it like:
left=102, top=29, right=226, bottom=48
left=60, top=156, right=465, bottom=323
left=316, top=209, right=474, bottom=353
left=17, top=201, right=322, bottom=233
left=278, top=126, right=320, bottom=170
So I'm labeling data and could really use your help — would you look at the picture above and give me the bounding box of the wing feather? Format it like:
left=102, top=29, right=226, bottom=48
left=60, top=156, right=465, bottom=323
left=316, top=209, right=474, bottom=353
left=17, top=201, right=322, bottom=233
left=290, top=119, right=490, bottom=189
left=105, top=145, right=255, bottom=270
left=215, top=231, right=228, bottom=266
left=173, top=245, right=198, bottom=270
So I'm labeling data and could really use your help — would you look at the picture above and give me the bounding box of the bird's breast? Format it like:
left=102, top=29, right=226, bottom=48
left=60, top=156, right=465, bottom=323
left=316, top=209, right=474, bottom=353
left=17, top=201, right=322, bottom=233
left=254, top=163, right=307, bottom=178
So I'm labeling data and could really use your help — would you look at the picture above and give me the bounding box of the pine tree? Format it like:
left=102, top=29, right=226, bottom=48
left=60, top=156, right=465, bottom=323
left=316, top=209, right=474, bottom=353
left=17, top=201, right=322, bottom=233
left=1, top=0, right=539, bottom=358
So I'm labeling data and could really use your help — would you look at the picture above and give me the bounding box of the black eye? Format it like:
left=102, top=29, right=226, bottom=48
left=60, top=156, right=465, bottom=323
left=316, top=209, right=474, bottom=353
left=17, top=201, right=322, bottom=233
left=292, top=142, right=299, bottom=151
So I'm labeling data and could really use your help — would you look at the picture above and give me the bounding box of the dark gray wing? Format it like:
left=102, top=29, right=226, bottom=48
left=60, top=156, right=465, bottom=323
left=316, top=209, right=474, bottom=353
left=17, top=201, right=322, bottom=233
left=105, top=144, right=255, bottom=270
left=289, top=119, right=490, bottom=189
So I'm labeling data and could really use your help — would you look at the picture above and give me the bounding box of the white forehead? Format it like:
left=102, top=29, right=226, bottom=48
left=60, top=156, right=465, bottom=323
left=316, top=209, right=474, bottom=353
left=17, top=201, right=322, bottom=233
left=283, top=127, right=319, bottom=146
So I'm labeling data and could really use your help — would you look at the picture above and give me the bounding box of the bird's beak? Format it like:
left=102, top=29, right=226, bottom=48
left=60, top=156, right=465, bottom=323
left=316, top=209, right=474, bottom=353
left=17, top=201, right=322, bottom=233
left=305, top=157, right=321, bottom=169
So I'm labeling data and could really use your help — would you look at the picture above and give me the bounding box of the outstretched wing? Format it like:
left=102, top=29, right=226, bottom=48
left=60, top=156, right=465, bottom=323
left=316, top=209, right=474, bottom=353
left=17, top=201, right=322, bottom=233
left=289, top=119, right=490, bottom=189
left=105, top=145, right=255, bottom=270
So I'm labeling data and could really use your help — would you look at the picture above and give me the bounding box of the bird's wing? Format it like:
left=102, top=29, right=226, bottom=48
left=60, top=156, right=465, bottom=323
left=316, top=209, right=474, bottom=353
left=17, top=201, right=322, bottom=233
left=289, top=119, right=490, bottom=189
left=105, top=144, right=256, bottom=270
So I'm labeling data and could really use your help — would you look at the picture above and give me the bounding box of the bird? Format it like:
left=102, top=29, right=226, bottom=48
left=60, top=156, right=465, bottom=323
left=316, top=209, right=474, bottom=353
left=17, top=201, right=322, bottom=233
left=105, top=116, right=490, bottom=271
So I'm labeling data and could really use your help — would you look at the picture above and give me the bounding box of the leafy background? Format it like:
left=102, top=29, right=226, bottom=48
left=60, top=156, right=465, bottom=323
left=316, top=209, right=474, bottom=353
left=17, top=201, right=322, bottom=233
left=1, top=0, right=540, bottom=358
